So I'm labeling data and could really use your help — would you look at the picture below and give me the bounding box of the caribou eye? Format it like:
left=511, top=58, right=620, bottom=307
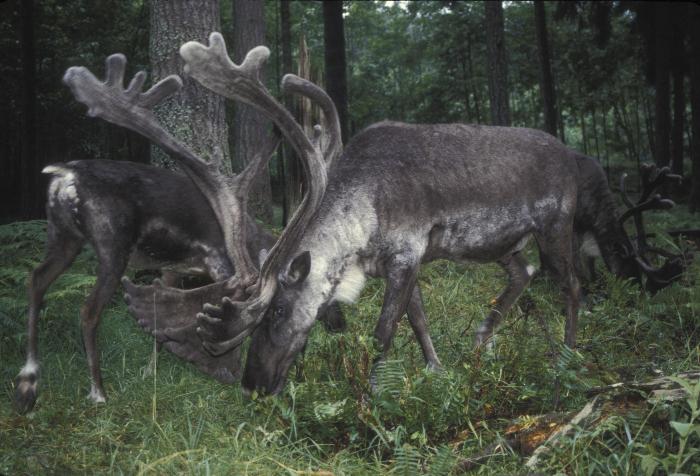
left=274, top=305, right=285, bottom=319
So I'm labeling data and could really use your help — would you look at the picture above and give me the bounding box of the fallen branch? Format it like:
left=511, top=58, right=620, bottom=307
left=585, top=370, right=700, bottom=401
left=454, top=370, right=700, bottom=473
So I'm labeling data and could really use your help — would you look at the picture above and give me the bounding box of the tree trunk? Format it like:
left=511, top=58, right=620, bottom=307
left=580, top=109, right=588, bottom=155
left=670, top=60, right=685, bottom=177
left=484, top=1, right=511, bottom=126
left=558, top=103, right=566, bottom=144
left=591, top=105, right=601, bottom=159
left=689, top=4, right=700, bottom=212
left=280, top=0, right=300, bottom=225
left=323, top=1, right=349, bottom=143
left=19, top=0, right=38, bottom=219
left=602, top=108, right=610, bottom=180
left=534, top=1, right=557, bottom=136
left=653, top=4, right=672, bottom=167
left=466, top=34, right=482, bottom=123
left=232, top=0, right=272, bottom=223
left=643, top=93, right=655, bottom=160
left=459, top=49, right=473, bottom=122
left=149, top=0, right=230, bottom=173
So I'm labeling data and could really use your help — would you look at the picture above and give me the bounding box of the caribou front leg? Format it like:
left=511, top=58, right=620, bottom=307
left=370, top=256, right=419, bottom=389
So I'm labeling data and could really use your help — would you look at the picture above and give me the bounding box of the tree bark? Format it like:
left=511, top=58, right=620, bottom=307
left=19, top=0, right=38, bottom=219
left=232, top=0, right=272, bottom=223
left=534, top=1, right=557, bottom=137
left=671, top=67, right=685, bottom=177
left=484, top=1, right=511, bottom=126
left=323, top=1, right=349, bottom=143
left=653, top=3, right=672, bottom=167
left=689, top=4, right=700, bottom=212
left=149, top=0, right=230, bottom=172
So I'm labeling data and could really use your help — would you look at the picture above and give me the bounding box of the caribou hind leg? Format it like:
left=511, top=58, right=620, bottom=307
left=80, top=244, right=130, bottom=403
left=15, top=228, right=84, bottom=413
left=474, top=252, right=535, bottom=348
left=406, top=285, right=442, bottom=370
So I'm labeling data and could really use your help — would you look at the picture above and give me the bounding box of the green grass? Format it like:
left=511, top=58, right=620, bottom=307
left=1, top=213, right=699, bottom=474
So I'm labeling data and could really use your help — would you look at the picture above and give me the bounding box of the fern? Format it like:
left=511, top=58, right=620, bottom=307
left=427, top=445, right=456, bottom=476
left=0, top=267, right=30, bottom=288
left=45, top=273, right=96, bottom=301
left=392, top=443, right=421, bottom=476
left=374, top=359, right=405, bottom=399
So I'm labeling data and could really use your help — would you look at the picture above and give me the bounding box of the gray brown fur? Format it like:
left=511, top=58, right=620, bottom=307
left=235, top=122, right=640, bottom=395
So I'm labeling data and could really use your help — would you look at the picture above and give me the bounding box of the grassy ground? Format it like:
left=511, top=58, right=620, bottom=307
left=1, top=211, right=699, bottom=475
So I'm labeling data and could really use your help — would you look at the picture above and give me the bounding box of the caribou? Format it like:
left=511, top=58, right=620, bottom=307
left=13, top=45, right=346, bottom=413
left=173, top=36, right=687, bottom=396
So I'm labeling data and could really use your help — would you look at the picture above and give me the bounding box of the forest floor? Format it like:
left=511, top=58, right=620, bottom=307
left=1, top=210, right=700, bottom=475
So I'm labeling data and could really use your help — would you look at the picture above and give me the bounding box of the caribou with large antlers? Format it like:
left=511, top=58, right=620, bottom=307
left=176, top=35, right=688, bottom=396
left=13, top=38, right=348, bottom=412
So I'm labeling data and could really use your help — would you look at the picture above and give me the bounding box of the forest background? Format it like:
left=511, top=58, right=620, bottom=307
left=2, top=1, right=700, bottom=474
left=2, top=0, right=700, bottom=222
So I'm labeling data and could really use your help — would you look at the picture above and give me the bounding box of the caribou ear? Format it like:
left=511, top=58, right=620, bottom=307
left=280, top=251, right=311, bottom=288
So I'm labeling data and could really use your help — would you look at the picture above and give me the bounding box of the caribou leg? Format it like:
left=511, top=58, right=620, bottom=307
left=80, top=244, right=130, bottom=403
left=406, top=285, right=442, bottom=370
left=15, top=228, right=84, bottom=413
left=370, top=256, right=420, bottom=387
left=535, top=226, right=581, bottom=349
left=474, top=252, right=534, bottom=348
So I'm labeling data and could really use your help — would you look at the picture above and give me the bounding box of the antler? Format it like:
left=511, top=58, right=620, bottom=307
left=179, top=33, right=339, bottom=354
left=619, top=164, right=689, bottom=293
left=63, top=53, right=279, bottom=286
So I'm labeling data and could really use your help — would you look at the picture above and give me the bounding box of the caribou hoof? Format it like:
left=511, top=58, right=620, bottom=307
left=426, top=361, right=443, bottom=373
left=14, top=376, right=38, bottom=414
left=88, top=386, right=107, bottom=404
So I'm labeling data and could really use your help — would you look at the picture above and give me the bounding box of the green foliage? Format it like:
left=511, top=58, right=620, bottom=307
left=1, top=210, right=699, bottom=473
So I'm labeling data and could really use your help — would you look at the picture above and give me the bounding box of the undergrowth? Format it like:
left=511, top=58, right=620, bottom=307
left=1, top=212, right=699, bottom=474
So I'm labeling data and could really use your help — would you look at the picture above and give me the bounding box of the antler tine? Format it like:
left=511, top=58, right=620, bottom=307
left=638, top=164, right=682, bottom=203
left=104, top=54, right=126, bottom=88
left=619, top=173, right=635, bottom=209
left=63, top=53, right=261, bottom=286
left=619, top=194, right=675, bottom=224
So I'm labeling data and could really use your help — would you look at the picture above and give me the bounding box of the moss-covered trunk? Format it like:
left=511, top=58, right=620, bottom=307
left=149, top=0, right=230, bottom=172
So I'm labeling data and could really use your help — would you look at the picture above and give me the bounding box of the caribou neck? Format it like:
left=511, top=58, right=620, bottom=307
left=575, top=155, right=636, bottom=278
left=292, top=189, right=378, bottom=319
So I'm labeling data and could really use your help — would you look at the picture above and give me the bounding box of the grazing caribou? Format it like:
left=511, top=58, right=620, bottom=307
left=13, top=48, right=345, bottom=413
left=174, top=36, right=686, bottom=396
